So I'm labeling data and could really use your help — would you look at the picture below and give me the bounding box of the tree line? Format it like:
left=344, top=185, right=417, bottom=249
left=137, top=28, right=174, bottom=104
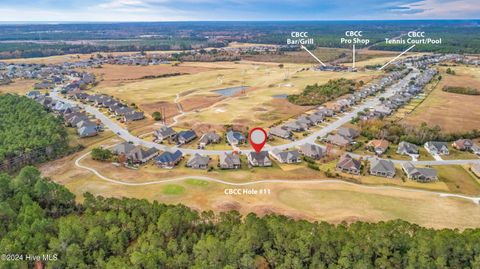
left=0, top=94, right=69, bottom=171
left=288, top=79, right=356, bottom=106
left=1, top=166, right=480, bottom=268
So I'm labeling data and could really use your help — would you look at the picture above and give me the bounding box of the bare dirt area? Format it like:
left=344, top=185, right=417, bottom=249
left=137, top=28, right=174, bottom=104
left=138, top=101, right=179, bottom=123
left=402, top=65, right=480, bottom=132
left=258, top=99, right=313, bottom=124
left=87, top=64, right=214, bottom=87
left=180, top=94, right=225, bottom=112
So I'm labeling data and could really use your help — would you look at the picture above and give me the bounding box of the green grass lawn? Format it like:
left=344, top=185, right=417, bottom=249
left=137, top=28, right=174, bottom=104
left=185, top=179, right=209, bottom=186
left=162, top=184, right=186, bottom=195
left=442, top=147, right=480, bottom=160
left=436, top=165, right=480, bottom=195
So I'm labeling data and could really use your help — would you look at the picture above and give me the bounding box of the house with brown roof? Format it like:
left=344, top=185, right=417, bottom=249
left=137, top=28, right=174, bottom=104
left=336, top=154, right=361, bottom=175
left=452, top=139, right=474, bottom=151
left=366, top=139, right=390, bottom=155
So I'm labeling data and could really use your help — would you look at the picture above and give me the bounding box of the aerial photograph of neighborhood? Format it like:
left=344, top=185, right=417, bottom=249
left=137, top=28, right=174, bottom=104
left=1, top=0, right=480, bottom=268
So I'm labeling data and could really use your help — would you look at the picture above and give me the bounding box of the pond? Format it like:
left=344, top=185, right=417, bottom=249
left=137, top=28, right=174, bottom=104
left=212, top=86, right=248, bottom=96
left=272, top=94, right=289, bottom=99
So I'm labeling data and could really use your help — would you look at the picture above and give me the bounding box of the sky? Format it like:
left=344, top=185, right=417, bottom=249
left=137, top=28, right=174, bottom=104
left=0, top=0, right=478, bottom=21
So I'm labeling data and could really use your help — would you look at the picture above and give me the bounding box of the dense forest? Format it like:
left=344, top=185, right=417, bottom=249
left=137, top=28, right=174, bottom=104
left=0, top=94, right=69, bottom=169
left=358, top=119, right=480, bottom=145
left=1, top=166, right=480, bottom=268
left=288, top=79, right=356, bottom=106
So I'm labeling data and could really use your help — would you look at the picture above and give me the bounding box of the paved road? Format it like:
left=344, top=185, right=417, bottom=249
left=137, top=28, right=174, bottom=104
left=50, top=69, right=480, bottom=166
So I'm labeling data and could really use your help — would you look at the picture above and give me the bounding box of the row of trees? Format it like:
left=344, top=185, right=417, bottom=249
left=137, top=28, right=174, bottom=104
left=2, top=166, right=480, bottom=268
left=0, top=94, right=69, bottom=168
left=358, top=119, right=480, bottom=145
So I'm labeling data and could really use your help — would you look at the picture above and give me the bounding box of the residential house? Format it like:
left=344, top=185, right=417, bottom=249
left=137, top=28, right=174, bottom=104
left=114, top=106, right=134, bottom=116
left=366, top=139, right=390, bottom=155
left=198, top=132, right=221, bottom=149
left=26, top=90, right=41, bottom=99
left=269, top=149, right=301, bottom=164
left=124, top=111, right=145, bottom=122
left=176, top=130, right=197, bottom=145
left=154, top=125, right=177, bottom=142
left=219, top=153, right=241, bottom=169
left=452, top=139, right=474, bottom=151
left=283, top=121, right=308, bottom=132
left=269, top=126, right=292, bottom=140
left=397, top=141, right=419, bottom=156
left=77, top=125, right=98, bottom=138
left=424, top=141, right=449, bottom=155
left=110, top=142, right=136, bottom=155
left=325, top=134, right=351, bottom=147
left=337, top=127, right=359, bottom=139
left=126, top=147, right=159, bottom=164
left=369, top=158, right=396, bottom=178
left=336, top=154, right=361, bottom=175
left=187, top=154, right=210, bottom=169
left=299, top=143, right=325, bottom=160
left=296, top=115, right=315, bottom=127
left=226, top=131, right=246, bottom=146
left=247, top=151, right=272, bottom=167
left=155, top=150, right=183, bottom=169
left=317, top=107, right=335, bottom=117
left=402, top=162, right=438, bottom=182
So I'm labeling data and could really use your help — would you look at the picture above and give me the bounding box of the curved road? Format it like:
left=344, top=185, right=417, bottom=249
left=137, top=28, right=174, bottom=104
left=74, top=150, right=480, bottom=204
left=50, top=67, right=480, bottom=166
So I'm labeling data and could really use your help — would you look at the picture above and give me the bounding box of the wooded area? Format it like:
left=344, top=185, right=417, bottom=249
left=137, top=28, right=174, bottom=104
left=0, top=94, right=69, bottom=172
left=1, top=166, right=480, bottom=269
left=288, top=79, right=356, bottom=106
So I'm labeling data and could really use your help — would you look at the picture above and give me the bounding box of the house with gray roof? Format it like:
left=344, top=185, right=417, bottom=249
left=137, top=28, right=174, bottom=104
left=126, top=146, right=159, bottom=164
left=226, top=131, right=246, bottom=146
left=110, top=142, right=136, bottom=155
left=187, top=154, right=210, bottom=169
left=402, top=162, right=438, bottom=182
left=369, top=158, right=396, bottom=178
left=270, top=149, right=301, bottom=164
left=124, top=111, right=145, bottom=122
left=26, top=90, right=41, bottom=99
left=247, top=151, right=272, bottom=167
left=471, top=144, right=480, bottom=156
left=325, top=134, right=352, bottom=147
left=269, top=126, right=292, bottom=140
left=198, top=132, right=221, bottom=149
left=424, top=141, right=449, bottom=155
left=397, top=141, right=419, bottom=156
left=155, top=150, right=183, bottom=169
left=283, top=121, right=308, bottom=132
left=299, top=143, right=325, bottom=160
left=154, top=125, right=177, bottom=142
left=336, top=154, right=361, bottom=175
left=337, top=127, right=359, bottom=139
left=219, top=153, right=241, bottom=169
left=77, top=125, right=98, bottom=138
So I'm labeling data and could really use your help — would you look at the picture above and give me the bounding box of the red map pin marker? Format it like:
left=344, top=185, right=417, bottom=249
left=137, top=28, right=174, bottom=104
left=248, top=127, right=267, bottom=153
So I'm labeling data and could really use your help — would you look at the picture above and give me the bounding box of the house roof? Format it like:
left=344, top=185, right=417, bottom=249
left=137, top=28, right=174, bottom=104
left=402, top=162, right=438, bottom=179
left=155, top=150, right=183, bottom=164
left=367, top=139, right=390, bottom=150
left=177, top=130, right=197, bottom=140
left=219, top=153, right=241, bottom=166
left=398, top=141, right=419, bottom=154
left=78, top=125, right=97, bottom=137
left=248, top=151, right=271, bottom=164
left=337, top=127, right=359, bottom=138
left=299, top=143, right=324, bottom=157
left=227, top=131, right=245, bottom=143
left=370, top=158, right=395, bottom=174
left=110, top=142, right=136, bottom=155
left=271, top=149, right=300, bottom=163
left=199, top=132, right=220, bottom=144
left=187, top=154, right=210, bottom=166
left=155, top=125, right=176, bottom=138
left=337, top=154, right=361, bottom=170
left=425, top=141, right=448, bottom=151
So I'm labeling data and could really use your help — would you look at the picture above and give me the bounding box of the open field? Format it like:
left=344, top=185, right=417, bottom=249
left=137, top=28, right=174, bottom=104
left=0, top=79, right=39, bottom=94
left=91, top=60, right=380, bottom=128
left=402, top=65, right=480, bottom=132
left=85, top=64, right=216, bottom=87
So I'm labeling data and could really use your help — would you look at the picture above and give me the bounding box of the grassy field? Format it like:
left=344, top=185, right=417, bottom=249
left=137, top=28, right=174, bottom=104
left=90, top=60, right=380, bottom=129
left=0, top=79, right=39, bottom=95
left=402, top=65, right=480, bottom=132
left=436, top=165, right=480, bottom=195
